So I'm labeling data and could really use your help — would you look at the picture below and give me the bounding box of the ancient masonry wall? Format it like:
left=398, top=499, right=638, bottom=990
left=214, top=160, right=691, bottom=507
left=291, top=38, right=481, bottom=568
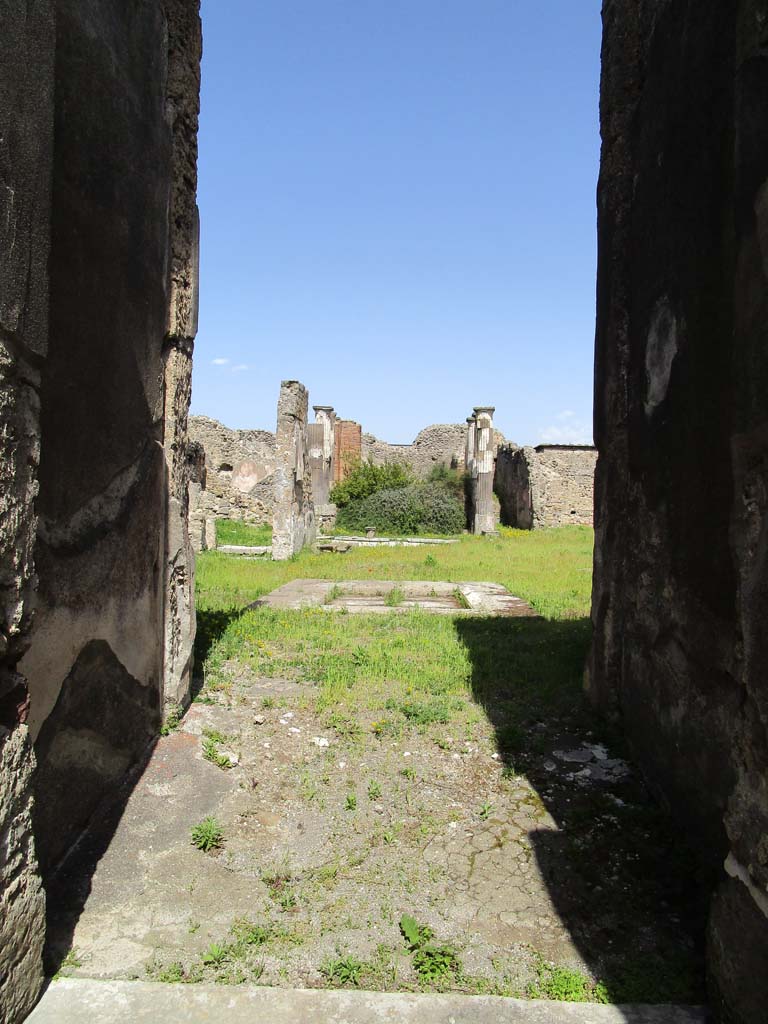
left=362, top=423, right=508, bottom=478
left=591, top=3, right=768, bottom=1021
left=272, top=382, right=316, bottom=560
left=162, top=0, right=202, bottom=708
left=333, top=419, right=363, bottom=482
left=0, top=6, right=201, bottom=1021
left=0, top=3, right=53, bottom=1019
left=188, top=416, right=276, bottom=547
left=495, top=445, right=596, bottom=529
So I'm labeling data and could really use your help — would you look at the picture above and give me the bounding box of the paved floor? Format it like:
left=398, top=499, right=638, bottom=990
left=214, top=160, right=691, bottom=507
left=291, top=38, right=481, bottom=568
left=27, top=979, right=710, bottom=1024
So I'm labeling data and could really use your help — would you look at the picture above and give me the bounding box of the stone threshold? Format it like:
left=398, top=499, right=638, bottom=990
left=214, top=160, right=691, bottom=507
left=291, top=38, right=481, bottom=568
left=26, top=979, right=711, bottom=1024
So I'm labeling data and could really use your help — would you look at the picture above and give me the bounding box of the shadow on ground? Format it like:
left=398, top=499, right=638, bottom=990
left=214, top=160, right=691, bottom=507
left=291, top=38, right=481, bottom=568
left=454, top=615, right=708, bottom=1009
left=41, top=739, right=158, bottom=976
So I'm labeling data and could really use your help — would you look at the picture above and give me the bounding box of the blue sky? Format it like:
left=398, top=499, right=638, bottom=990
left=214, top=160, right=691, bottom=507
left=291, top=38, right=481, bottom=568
left=192, top=1, right=602, bottom=445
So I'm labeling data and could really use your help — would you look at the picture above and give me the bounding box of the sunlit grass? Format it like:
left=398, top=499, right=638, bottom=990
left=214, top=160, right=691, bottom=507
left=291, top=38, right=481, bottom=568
left=194, top=527, right=593, bottom=724
left=197, top=526, right=593, bottom=620
left=216, top=519, right=273, bottom=547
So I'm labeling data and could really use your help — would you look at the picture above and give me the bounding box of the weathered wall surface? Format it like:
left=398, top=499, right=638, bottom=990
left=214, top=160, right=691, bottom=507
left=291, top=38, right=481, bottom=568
left=0, top=2, right=53, bottom=1018
left=591, top=3, right=768, bottom=1020
left=496, top=445, right=596, bottom=529
left=362, top=424, right=507, bottom=477
left=0, top=4, right=199, bottom=1017
left=272, top=381, right=316, bottom=560
left=11, top=0, right=201, bottom=887
left=188, top=416, right=275, bottom=542
left=162, top=0, right=202, bottom=709
left=494, top=446, right=533, bottom=529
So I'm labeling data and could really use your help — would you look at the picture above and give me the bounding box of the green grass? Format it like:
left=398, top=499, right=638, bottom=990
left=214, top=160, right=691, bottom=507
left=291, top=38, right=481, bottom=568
left=197, top=526, right=592, bottom=619
left=194, top=527, right=593, bottom=727
left=527, top=954, right=608, bottom=1003
left=216, top=519, right=273, bottom=547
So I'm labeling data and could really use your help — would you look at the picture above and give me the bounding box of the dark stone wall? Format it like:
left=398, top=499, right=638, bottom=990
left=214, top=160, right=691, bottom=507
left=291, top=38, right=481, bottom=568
left=0, top=3, right=53, bottom=1016
left=10, top=0, right=201, bottom=885
left=591, top=2, right=768, bottom=1020
left=22, top=0, right=170, bottom=875
left=495, top=446, right=533, bottom=529
left=1, top=3, right=200, bottom=1015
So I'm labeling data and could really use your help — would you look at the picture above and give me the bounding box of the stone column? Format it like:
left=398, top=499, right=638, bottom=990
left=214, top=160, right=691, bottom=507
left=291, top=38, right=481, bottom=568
left=473, top=407, right=497, bottom=535
left=465, top=416, right=477, bottom=531
left=272, top=381, right=316, bottom=560
left=309, top=405, right=335, bottom=505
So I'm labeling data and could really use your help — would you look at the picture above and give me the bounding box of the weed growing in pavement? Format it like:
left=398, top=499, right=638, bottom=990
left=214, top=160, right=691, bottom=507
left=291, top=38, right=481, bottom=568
left=202, top=943, right=229, bottom=966
left=202, top=727, right=234, bottom=769
left=399, top=914, right=462, bottom=987
left=527, top=953, right=608, bottom=1003
left=160, top=703, right=183, bottom=736
left=478, top=801, right=494, bottom=821
left=190, top=816, right=224, bottom=853
left=321, top=954, right=366, bottom=987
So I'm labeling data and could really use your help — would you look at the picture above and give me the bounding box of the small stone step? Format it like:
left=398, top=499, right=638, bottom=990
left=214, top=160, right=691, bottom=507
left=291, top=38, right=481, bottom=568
left=27, top=979, right=710, bottom=1024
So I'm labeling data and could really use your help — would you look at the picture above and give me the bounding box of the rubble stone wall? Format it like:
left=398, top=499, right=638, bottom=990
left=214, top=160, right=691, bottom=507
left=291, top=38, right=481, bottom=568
left=591, top=3, right=768, bottom=1020
left=188, top=416, right=276, bottom=545
left=272, top=381, right=316, bottom=560
left=495, top=445, right=596, bottom=529
left=362, top=424, right=507, bottom=478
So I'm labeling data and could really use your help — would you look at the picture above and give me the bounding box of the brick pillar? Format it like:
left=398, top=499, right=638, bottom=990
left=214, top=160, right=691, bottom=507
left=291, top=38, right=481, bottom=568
left=333, top=420, right=362, bottom=483
left=473, top=406, right=496, bottom=535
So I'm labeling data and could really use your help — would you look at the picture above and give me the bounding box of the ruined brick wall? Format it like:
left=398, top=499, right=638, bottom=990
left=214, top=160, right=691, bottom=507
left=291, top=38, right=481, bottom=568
left=362, top=424, right=507, bottom=478
left=496, top=445, right=596, bottom=529
left=272, top=381, right=316, bottom=559
left=333, top=419, right=362, bottom=482
left=0, top=10, right=202, bottom=994
left=591, top=3, right=768, bottom=1020
left=0, top=3, right=53, bottom=1018
left=188, top=416, right=276, bottom=544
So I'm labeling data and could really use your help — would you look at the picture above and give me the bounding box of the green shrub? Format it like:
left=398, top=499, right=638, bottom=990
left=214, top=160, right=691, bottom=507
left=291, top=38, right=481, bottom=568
left=425, top=464, right=466, bottom=501
left=330, top=460, right=414, bottom=508
left=336, top=483, right=464, bottom=536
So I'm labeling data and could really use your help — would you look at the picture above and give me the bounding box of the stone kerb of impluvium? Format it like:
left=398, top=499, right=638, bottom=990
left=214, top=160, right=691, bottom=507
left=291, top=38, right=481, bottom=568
left=272, top=381, right=317, bottom=561
left=468, top=406, right=497, bottom=535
